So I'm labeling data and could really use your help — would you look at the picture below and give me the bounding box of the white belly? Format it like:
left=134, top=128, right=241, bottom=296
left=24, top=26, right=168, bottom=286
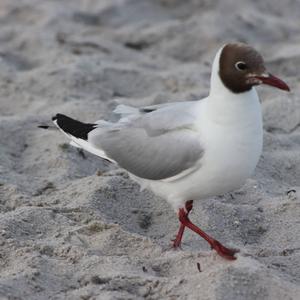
left=142, top=122, right=262, bottom=210
left=195, top=122, right=263, bottom=196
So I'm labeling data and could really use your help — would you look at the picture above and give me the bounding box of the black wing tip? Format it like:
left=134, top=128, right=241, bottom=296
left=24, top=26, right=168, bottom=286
left=52, top=113, right=65, bottom=121
left=38, top=125, right=50, bottom=129
left=51, top=113, right=96, bottom=140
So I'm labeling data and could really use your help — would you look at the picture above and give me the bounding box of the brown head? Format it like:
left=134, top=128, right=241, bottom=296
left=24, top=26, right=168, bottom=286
left=219, top=43, right=290, bottom=93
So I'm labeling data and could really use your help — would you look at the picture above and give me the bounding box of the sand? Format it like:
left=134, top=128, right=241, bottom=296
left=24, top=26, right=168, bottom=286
left=0, top=0, right=300, bottom=299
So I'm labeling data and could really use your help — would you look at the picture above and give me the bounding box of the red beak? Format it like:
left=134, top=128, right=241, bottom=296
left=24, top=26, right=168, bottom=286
left=255, top=73, right=290, bottom=91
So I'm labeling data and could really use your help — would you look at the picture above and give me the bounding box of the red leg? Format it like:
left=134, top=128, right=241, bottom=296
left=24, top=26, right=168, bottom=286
left=172, top=200, right=193, bottom=248
left=178, top=207, right=238, bottom=260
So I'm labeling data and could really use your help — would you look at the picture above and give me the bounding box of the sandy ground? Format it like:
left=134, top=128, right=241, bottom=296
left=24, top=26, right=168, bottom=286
left=0, top=0, right=300, bottom=299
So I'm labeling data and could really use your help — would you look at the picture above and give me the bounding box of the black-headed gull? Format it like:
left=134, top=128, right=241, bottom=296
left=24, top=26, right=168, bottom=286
left=41, top=43, right=290, bottom=260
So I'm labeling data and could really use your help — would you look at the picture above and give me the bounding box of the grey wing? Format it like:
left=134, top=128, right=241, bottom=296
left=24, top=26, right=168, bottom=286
left=113, top=102, right=179, bottom=117
left=89, top=104, right=203, bottom=180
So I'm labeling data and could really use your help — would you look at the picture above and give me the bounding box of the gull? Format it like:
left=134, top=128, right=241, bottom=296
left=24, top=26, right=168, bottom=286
left=40, top=43, right=290, bottom=260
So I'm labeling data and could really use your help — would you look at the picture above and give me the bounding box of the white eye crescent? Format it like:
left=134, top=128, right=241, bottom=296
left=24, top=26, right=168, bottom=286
left=235, top=61, right=247, bottom=71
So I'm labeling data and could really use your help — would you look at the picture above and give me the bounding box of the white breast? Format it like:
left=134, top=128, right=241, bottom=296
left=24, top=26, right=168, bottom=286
left=198, top=94, right=263, bottom=195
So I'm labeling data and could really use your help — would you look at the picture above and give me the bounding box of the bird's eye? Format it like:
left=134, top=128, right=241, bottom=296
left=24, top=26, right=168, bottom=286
left=235, top=61, right=247, bottom=71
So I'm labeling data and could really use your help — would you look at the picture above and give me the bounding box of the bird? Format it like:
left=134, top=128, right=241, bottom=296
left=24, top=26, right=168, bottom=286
left=40, top=43, right=290, bottom=260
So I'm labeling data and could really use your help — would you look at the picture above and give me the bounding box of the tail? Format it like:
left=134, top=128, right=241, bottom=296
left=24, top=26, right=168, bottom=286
left=42, top=113, right=114, bottom=162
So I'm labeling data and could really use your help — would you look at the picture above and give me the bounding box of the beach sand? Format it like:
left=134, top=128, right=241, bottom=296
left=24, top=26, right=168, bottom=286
left=0, top=0, right=299, bottom=299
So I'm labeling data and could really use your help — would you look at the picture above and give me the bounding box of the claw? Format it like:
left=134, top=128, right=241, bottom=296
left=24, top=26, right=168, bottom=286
left=211, top=240, right=239, bottom=260
left=171, top=238, right=182, bottom=249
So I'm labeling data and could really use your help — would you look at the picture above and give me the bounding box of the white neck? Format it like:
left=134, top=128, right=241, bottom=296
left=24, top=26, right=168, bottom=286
left=206, top=46, right=261, bottom=126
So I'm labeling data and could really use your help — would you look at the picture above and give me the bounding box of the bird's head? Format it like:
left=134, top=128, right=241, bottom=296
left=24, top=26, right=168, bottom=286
left=218, top=43, right=290, bottom=93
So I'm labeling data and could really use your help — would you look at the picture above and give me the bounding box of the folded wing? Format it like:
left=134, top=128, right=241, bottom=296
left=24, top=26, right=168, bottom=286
left=91, top=103, right=203, bottom=180
left=54, top=102, right=204, bottom=181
